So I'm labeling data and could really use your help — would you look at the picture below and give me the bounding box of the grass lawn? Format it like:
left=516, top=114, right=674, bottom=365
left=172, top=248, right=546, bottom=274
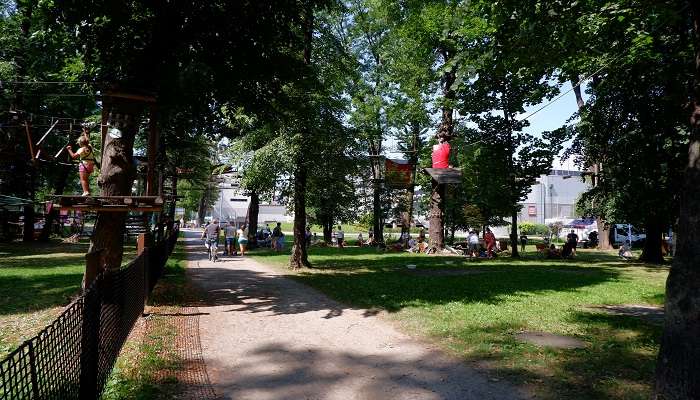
left=249, top=241, right=667, bottom=400
left=0, top=239, right=136, bottom=359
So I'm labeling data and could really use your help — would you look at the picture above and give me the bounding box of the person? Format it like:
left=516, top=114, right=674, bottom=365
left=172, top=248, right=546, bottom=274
left=66, top=130, right=96, bottom=196
left=237, top=224, right=248, bottom=256
left=619, top=242, right=632, bottom=260
left=357, top=232, right=364, bottom=247
left=305, top=226, right=312, bottom=249
left=201, top=218, right=220, bottom=261
left=336, top=225, right=345, bottom=248
left=484, top=228, right=496, bottom=258
left=519, top=232, right=528, bottom=253
left=546, top=243, right=561, bottom=259
left=272, top=222, right=283, bottom=251
left=587, top=230, right=599, bottom=248
left=224, top=221, right=237, bottom=256
left=667, top=230, right=675, bottom=257
left=561, top=241, right=574, bottom=258
left=468, top=230, right=480, bottom=258
left=418, top=227, right=426, bottom=241
left=367, top=231, right=375, bottom=245
left=566, top=229, right=579, bottom=256
left=431, top=134, right=451, bottom=168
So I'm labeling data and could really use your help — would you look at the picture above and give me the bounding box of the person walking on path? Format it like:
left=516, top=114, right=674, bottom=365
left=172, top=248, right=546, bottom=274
left=484, top=229, right=496, bottom=258
left=201, top=219, right=221, bottom=261
left=237, top=224, right=249, bottom=256
left=336, top=226, right=345, bottom=248
left=224, top=221, right=237, bottom=256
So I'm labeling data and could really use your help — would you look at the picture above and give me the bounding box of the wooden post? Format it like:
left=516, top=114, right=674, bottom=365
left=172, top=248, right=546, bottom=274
left=146, top=105, right=159, bottom=196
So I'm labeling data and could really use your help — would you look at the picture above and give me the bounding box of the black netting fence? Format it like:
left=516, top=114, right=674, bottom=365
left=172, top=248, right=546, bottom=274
left=0, top=227, right=179, bottom=400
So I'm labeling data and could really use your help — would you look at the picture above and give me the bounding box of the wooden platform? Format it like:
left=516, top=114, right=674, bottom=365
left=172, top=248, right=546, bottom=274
left=423, top=168, right=463, bottom=184
left=51, top=195, right=164, bottom=212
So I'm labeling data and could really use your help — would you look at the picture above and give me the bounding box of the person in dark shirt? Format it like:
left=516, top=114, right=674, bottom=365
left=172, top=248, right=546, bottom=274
left=566, top=230, right=579, bottom=256
left=519, top=232, right=528, bottom=253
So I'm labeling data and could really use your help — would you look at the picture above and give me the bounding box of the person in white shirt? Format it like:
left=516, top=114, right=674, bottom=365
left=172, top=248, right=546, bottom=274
left=468, top=230, right=480, bottom=258
left=224, top=221, right=237, bottom=256
left=336, top=226, right=345, bottom=248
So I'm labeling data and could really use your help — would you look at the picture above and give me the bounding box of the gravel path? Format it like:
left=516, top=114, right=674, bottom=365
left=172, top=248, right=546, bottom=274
left=182, top=230, right=524, bottom=400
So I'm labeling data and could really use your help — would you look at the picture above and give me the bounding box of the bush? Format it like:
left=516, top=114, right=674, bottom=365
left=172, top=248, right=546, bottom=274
left=520, top=222, right=549, bottom=236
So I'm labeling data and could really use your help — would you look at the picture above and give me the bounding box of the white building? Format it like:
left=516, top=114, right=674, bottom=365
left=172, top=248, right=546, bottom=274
left=518, top=169, right=590, bottom=224
left=210, top=173, right=291, bottom=226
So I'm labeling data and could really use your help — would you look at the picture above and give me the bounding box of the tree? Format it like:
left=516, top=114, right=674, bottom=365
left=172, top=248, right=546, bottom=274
left=654, top=2, right=700, bottom=397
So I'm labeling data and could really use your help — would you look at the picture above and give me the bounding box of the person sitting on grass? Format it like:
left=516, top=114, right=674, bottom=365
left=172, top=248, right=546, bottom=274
left=545, top=244, right=561, bottom=259
left=619, top=242, right=633, bottom=260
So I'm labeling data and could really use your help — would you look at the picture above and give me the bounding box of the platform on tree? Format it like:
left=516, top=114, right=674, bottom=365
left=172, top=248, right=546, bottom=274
left=423, top=168, right=462, bottom=184
left=51, top=195, right=164, bottom=212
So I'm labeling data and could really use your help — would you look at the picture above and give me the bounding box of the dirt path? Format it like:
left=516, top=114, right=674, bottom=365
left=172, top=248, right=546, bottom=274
left=182, top=230, right=524, bottom=400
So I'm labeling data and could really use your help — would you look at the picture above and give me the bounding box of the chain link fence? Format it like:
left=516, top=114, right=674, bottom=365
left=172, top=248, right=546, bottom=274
left=0, top=227, right=179, bottom=400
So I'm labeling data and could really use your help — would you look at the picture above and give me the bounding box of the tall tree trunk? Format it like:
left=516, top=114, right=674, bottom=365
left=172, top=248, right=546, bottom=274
left=88, top=100, right=142, bottom=270
left=640, top=219, right=664, bottom=264
left=654, top=4, right=700, bottom=397
left=597, top=218, right=612, bottom=250
left=248, top=190, right=259, bottom=247
left=429, top=50, right=456, bottom=251
left=322, top=217, right=333, bottom=243
left=17, top=2, right=35, bottom=242
left=401, top=121, right=420, bottom=245
left=510, top=212, right=520, bottom=257
left=428, top=179, right=445, bottom=250
left=372, top=180, right=383, bottom=244
left=290, top=164, right=310, bottom=268
left=290, top=2, right=313, bottom=269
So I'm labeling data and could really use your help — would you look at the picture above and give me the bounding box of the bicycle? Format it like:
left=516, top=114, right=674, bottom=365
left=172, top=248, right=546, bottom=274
left=205, top=238, right=218, bottom=262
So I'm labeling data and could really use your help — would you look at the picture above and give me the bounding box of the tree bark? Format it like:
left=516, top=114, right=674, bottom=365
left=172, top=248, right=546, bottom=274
left=88, top=99, right=142, bottom=270
left=290, top=164, right=310, bottom=268
left=654, top=3, right=700, bottom=397
left=247, top=190, right=259, bottom=247
left=197, top=188, right=208, bottom=227
left=597, top=217, right=613, bottom=250
left=372, top=180, right=384, bottom=245
left=428, top=179, right=445, bottom=250
left=290, top=2, right=313, bottom=269
left=322, top=216, right=333, bottom=243
left=510, top=212, right=520, bottom=257
left=640, top=219, right=664, bottom=264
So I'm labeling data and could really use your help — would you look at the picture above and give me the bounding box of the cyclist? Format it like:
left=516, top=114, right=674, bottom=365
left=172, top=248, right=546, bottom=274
left=201, top=218, right=221, bottom=261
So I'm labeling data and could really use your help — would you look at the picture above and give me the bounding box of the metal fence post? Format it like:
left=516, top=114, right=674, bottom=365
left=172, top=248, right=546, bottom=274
left=28, top=340, right=40, bottom=398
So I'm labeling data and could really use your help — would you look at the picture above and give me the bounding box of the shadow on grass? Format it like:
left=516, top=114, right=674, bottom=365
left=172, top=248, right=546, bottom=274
left=0, top=271, right=84, bottom=315
left=448, top=314, right=660, bottom=400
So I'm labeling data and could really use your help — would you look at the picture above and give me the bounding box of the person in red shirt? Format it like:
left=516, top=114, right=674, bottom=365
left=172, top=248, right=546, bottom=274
left=431, top=135, right=451, bottom=168
left=484, top=228, right=496, bottom=258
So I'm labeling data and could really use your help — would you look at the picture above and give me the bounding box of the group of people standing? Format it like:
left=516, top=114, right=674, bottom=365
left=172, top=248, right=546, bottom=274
left=467, top=228, right=497, bottom=258
left=201, top=219, right=249, bottom=261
